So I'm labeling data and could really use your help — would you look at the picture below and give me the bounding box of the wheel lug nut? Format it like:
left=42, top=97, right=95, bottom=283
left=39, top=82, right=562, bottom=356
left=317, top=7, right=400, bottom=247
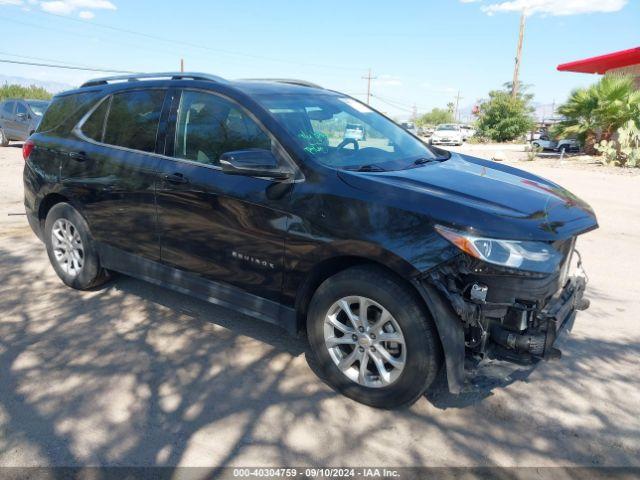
left=370, top=333, right=376, bottom=339
left=358, top=326, right=365, bottom=333
left=352, top=334, right=358, bottom=341
left=370, top=346, right=376, bottom=352
left=358, top=346, right=365, bottom=353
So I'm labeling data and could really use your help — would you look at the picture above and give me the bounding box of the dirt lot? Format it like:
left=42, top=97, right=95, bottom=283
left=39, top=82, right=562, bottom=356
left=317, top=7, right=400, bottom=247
left=1, top=142, right=639, bottom=468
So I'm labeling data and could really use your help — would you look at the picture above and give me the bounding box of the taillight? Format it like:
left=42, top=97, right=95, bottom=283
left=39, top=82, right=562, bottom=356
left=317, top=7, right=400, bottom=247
left=23, top=139, right=35, bottom=161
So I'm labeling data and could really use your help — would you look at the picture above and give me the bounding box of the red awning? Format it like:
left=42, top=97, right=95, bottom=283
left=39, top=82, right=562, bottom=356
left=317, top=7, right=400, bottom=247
left=557, top=47, right=640, bottom=74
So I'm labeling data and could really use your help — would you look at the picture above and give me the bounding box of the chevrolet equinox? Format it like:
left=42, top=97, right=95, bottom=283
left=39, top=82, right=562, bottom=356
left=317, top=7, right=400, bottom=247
left=23, top=72, right=597, bottom=408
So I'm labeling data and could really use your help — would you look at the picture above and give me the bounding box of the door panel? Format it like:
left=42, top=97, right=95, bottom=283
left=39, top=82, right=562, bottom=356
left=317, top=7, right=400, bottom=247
left=156, top=89, right=293, bottom=302
left=1, top=101, right=16, bottom=138
left=60, top=89, right=168, bottom=261
left=14, top=102, right=30, bottom=140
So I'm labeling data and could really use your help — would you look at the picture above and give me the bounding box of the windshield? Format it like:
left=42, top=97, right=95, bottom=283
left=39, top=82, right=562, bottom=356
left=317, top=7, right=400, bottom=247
left=257, top=94, right=443, bottom=170
left=436, top=124, right=459, bottom=131
left=27, top=101, right=50, bottom=116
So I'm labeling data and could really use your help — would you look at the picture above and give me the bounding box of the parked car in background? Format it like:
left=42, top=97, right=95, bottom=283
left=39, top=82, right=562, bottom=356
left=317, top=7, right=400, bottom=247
left=430, top=124, right=464, bottom=146
left=460, top=125, right=475, bottom=141
left=0, top=99, right=50, bottom=146
left=400, top=121, right=418, bottom=136
left=532, top=135, right=580, bottom=153
left=344, top=123, right=366, bottom=141
left=24, top=72, right=595, bottom=408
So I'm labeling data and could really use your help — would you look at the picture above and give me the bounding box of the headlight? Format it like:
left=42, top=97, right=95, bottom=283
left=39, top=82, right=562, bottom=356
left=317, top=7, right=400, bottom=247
left=435, top=225, right=563, bottom=274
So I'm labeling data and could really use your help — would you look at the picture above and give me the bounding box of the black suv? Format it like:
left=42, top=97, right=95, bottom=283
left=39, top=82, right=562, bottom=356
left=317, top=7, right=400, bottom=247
left=23, top=72, right=597, bottom=408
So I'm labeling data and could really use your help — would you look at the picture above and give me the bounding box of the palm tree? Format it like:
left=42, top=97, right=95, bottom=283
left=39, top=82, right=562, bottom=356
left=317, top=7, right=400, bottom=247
left=554, top=75, right=640, bottom=155
left=555, top=84, right=599, bottom=154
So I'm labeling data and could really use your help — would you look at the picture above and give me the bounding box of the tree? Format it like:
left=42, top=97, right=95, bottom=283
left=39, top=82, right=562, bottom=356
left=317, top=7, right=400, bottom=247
left=416, top=108, right=454, bottom=127
left=554, top=75, right=640, bottom=154
left=475, top=85, right=535, bottom=142
left=0, top=83, right=52, bottom=102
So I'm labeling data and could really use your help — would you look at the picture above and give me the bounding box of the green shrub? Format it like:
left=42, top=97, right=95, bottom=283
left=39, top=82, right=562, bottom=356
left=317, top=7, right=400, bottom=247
left=476, top=87, right=535, bottom=142
left=0, top=83, right=53, bottom=102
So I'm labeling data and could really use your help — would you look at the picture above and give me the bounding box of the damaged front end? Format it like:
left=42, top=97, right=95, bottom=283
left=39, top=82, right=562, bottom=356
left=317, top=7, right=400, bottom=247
left=417, top=226, right=591, bottom=393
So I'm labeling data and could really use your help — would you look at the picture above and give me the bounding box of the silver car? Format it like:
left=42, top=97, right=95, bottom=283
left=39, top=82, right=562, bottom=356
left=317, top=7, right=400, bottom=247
left=0, top=99, right=50, bottom=146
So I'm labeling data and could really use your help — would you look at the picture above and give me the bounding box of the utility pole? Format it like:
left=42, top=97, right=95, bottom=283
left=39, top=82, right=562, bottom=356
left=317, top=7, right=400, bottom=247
left=180, top=58, right=184, bottom=73
left=412, top=104, right=418, bottom=122
left=454, top=90, right=463, bottom=122
left=362, top=68, right=377, bottom=105
left=511, top=11, right=526, bottom=99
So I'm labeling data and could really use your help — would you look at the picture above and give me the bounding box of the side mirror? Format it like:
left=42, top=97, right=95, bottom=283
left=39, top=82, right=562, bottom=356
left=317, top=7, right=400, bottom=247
left=219, top=149, right=292, bottom=180
left=16, top=112, right=27, bottom=121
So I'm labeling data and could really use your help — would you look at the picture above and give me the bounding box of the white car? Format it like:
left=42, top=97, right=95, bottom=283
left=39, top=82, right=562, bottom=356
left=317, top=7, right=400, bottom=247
left=532, top=135, right=580, bottom=153
left=460, top=125, right=476, bottom=141
left=430, top=124, right=464, bottom=146
left=344, top=123, right=366, bottom=141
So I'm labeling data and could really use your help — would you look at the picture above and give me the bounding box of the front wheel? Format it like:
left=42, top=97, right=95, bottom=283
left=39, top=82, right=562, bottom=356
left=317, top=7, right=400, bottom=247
left=307, top=266, right=442, bottom=408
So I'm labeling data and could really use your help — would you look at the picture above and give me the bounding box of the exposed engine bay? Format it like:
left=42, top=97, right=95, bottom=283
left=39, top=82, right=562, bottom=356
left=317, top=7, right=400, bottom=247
left=426, top=237, right=590, bottom=365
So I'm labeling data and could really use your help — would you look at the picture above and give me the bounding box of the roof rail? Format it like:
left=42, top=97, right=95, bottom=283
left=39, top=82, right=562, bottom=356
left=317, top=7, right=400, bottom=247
left=240, top=78, right=323, bottom=89
left=80, top=72, right=226, bottom=88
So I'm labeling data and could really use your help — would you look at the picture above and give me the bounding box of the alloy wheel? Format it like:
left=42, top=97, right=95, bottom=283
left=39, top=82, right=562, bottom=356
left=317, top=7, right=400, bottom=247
left=51, top=218, right=85, bottom=277
left=323, top=296, right=406, bottom=388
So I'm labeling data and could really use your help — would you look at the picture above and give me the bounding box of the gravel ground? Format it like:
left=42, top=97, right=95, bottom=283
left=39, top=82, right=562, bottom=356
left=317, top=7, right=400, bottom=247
left=1, top=142, right=639, bottom=468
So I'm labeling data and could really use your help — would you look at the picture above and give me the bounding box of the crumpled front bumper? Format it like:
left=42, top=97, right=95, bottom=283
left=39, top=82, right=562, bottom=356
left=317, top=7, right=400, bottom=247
left=487, top=275, right=588, bottom=362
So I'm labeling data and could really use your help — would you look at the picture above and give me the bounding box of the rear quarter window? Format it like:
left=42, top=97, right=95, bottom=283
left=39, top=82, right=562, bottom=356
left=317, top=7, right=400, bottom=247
left=37, top=92, right=101, bottom=133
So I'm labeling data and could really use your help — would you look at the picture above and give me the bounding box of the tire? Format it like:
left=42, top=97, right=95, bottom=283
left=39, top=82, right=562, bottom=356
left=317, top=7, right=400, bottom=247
left=44, top=202, right=110, bottom=290
left=0, top=128, right=9, bottom=147
left=307, top=265, right=442, bottom=408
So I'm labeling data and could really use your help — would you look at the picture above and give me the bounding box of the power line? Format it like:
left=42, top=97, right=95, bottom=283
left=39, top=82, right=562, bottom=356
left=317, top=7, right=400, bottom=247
left=0, top=58, right=135, bottom=74
left=23, top=10, right=364, bottom=72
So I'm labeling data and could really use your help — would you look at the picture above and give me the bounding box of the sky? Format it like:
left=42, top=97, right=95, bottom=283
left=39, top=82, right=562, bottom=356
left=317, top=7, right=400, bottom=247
left=0, top=0, right=638, bottom=119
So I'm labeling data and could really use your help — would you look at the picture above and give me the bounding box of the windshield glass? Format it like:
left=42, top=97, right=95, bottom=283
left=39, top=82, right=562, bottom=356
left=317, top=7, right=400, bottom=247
left=27, top=101, right=50, bottom=116
left=436, top=124, right=458, bottom=131
left=257, top=94, right=442, bottom=170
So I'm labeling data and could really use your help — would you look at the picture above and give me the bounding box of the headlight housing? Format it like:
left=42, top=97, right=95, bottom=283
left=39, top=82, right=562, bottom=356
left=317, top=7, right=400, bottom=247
left=435, top=225, right=564, bottom=274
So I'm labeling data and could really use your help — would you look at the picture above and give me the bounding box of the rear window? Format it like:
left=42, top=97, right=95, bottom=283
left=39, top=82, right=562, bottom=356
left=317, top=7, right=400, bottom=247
left=37, top=92, right=98, bottom=133
left=103, top=90, right=165, bottom=153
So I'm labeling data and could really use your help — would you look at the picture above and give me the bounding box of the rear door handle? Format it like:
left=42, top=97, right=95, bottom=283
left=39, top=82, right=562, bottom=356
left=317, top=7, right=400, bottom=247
left=163, top=172, right=189, bottom=184
left=68, top=151, right=89, bottom=161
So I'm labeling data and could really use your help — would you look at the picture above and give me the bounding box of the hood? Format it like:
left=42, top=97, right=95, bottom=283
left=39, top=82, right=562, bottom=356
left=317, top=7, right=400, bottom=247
left=337, top=153, right=598, bottom=241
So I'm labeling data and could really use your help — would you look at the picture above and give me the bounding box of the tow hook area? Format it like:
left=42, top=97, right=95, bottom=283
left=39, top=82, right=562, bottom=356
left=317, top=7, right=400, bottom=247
left=490, top=276, right=588, bottom=362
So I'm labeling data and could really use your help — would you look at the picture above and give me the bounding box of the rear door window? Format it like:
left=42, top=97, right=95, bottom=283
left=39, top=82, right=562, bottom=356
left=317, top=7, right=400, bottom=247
left=103, top=90, right=165, bottom=153
left=81, top=97, right=110, bottom=142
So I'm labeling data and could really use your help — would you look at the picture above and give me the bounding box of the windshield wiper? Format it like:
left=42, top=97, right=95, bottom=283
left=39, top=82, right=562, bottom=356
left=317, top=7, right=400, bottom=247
left=413, top=157, right=440, bottom=165
left=348, top=164, right=386, bottom=172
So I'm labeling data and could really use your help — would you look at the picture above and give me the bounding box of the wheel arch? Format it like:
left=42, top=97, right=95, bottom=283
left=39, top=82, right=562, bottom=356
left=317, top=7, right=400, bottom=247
left=294, top=255, right=465, bottom=395
left=37, top=193, right=70, bottom=231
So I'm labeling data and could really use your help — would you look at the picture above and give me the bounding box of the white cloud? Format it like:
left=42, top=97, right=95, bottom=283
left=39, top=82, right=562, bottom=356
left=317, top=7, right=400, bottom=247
left=478, top=0, right=628, bottom=16
left=0, top=0, right=24, bottom=5
left=38, top=0, right=115, bottom=17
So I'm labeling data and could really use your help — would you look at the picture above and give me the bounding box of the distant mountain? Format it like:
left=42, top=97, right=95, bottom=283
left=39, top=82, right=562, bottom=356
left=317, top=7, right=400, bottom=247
left=0, top=75, right=75, bottom=94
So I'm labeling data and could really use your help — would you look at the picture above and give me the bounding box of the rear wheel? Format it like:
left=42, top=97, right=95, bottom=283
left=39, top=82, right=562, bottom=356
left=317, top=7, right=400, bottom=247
left=0, top=128, right=9, bottom=147
left=307, top=266, right=442, bottom=408
left=44, top=203, right=110, bottom=290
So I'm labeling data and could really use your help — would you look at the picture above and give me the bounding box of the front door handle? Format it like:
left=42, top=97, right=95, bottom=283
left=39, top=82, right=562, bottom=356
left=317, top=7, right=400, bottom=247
left=163, top=172, right=189, bottom=184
